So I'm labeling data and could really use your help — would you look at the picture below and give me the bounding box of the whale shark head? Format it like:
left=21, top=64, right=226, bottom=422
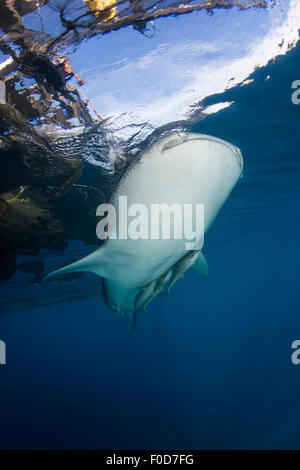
left=153, top=131, right=243, bottom=171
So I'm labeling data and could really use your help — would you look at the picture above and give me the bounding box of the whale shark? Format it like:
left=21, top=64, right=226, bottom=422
left=44, top=132, right=243, bottom=326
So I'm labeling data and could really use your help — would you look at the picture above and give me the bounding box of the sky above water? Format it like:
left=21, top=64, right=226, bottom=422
left=15, top=0, right=300, bottom=134
left=67, top=0, right=299, bottom=128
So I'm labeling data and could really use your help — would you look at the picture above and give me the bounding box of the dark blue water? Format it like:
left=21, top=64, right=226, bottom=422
left=0, top=38, right=300, bottom=450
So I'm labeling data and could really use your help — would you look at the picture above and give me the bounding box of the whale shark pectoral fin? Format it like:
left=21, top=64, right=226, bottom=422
left=193, top=252, right=209, bottom=278
left=43, top=246, right=111, bottom=282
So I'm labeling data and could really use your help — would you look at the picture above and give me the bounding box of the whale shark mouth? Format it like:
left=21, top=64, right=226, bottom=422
left=162, top=132, right=243, bottom=171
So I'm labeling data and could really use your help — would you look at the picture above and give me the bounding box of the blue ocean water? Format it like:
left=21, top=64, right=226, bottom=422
left=1, top=5, right=300, bottom=450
